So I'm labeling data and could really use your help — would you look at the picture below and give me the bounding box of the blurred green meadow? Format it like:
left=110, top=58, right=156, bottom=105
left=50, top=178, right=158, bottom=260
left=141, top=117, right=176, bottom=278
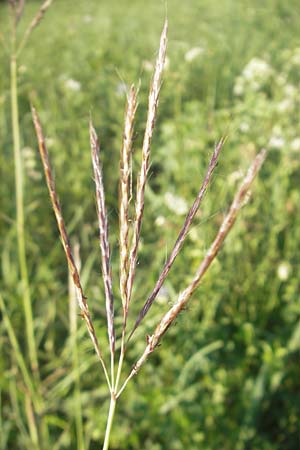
left=1, top=0, right=300, bottom=448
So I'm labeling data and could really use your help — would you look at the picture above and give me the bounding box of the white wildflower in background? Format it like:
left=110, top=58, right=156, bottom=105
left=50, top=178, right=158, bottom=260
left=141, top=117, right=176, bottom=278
left=276, top=74, right=288, bottom=86
left=143, top=57, right=170, bottom=72
left=18, top=65, right=27, bottom=74
left=188, top=227, right=200, bottom=243
left=268, top=126, right=285, bottom=149
left=22, top=147, right=35, bottom=161
left=272, top=125, right=283, bottom=135
left=164, top=56, right=170, bottom=70
left=242, top=58, right=273, bottom=82
left=185, top=46, right=204, bottom=63
left=277, top=261, right=291, bottom=281
left=64, top=78, right=81, bottom=92
left=22, top=147, right=41, bottom=180
left=155, top=216, right=166, bottom=227
left=45, top=137, right=56, bottom=148
left=233, top=77, right=244, bottom=96
left=291, top=48, right=300, bottom=66
left=268, top=135, right=285, bottom=149
left=115, top=82, right=128, bottom=97
left=284, top=84, right=297, bottom=98
left=275, top=83, right=299, bottom=112
left=277, top=99, right=294, bottom=113
left=228, top=169, right=244, bottom=186
left=234, top=57, right=273, bottom=95
left=239, top=122, right=250, bottom=133
left=290, top=138, right=300, bottom=152
left=83, top=14, right=92, bottom=23
left=156, top=286, right=171, bottom=305
left=164, top=191, right=188, bottom=215
left=142, top=60, right=154, bottom=72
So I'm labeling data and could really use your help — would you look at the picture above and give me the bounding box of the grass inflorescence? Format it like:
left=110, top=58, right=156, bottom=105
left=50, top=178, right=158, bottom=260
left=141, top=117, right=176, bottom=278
left=31, top=20, right=266, bottom=449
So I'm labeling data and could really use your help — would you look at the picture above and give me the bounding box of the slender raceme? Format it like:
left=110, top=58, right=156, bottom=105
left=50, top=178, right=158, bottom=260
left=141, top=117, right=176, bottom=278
left=126, top=19, right=168, bottom=307
left=119, top=85, right=138, bottom=315
left=90, top=121, right=115, bottom=359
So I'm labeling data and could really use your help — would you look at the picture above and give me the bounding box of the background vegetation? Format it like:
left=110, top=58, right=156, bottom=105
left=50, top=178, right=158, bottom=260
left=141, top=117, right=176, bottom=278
left=1, top=0, right=300, bottom=449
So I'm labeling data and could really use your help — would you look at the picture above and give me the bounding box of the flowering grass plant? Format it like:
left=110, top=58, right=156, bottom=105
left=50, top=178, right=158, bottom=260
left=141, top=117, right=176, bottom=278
left=32, top=21, right=266, bottom=449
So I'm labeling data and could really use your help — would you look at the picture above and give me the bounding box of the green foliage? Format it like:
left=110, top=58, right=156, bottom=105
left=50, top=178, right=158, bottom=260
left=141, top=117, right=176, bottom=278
left=1, top=0, right=300, bottom=449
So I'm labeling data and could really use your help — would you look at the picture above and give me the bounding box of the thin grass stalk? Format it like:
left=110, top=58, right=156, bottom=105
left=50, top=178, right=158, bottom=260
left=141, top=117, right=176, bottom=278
left=9, top=377, right=37, bottom=450
left=129, top=136, right=226, bottom=338
left=68, top=243, right=85, bottom=450
left=102, top=395, right=117, bottom=450
left=32, top=107, right=112, bottom=392
left=117, top=149, right=267, bottom=398
left=0, top=390, right=5, bottom=450
left=16, top=0, right=54, bottom=57
left=126, top=19, right=168, bottom=306
left=5, top=339, right=41, bottom=449
left=0, top=391, right=3, bottom=449
left=8, top=6, right=54, bottom=446
left=0, top=294, right=39, bottom=412
left=89, top=121, right=115, bottom=386
left=24, top=393, right=39, bottom=450
left=10, top=34, right=39, bottom=377
left=15, top=0, right=25, bottom=24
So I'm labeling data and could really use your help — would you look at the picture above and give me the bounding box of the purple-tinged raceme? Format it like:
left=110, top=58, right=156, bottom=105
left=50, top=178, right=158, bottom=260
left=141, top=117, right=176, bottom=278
left=126, top=20, right=168, bottom=308
left=119, top=85, right=138, bottom=317
left=90, top=121, right=115, bottom=356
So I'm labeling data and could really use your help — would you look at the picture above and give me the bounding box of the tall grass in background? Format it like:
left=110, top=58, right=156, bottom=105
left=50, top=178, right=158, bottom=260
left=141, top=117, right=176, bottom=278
left=1, top=1, right=53, bottom=448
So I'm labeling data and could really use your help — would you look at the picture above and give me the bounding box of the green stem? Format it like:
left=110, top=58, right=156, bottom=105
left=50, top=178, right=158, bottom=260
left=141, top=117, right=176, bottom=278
left=114, top=326, right=126, bottom=394
left=10, top=48, right=49, bottom=448
left=110, top=352, right=115, bottom=392
left=0, top=293, right=37, bottom=409
left=102, top=326, right=129, bottom=449
left=102, top=395, right=116, bottom=450
left=10, top=55, right=39, bottom=376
